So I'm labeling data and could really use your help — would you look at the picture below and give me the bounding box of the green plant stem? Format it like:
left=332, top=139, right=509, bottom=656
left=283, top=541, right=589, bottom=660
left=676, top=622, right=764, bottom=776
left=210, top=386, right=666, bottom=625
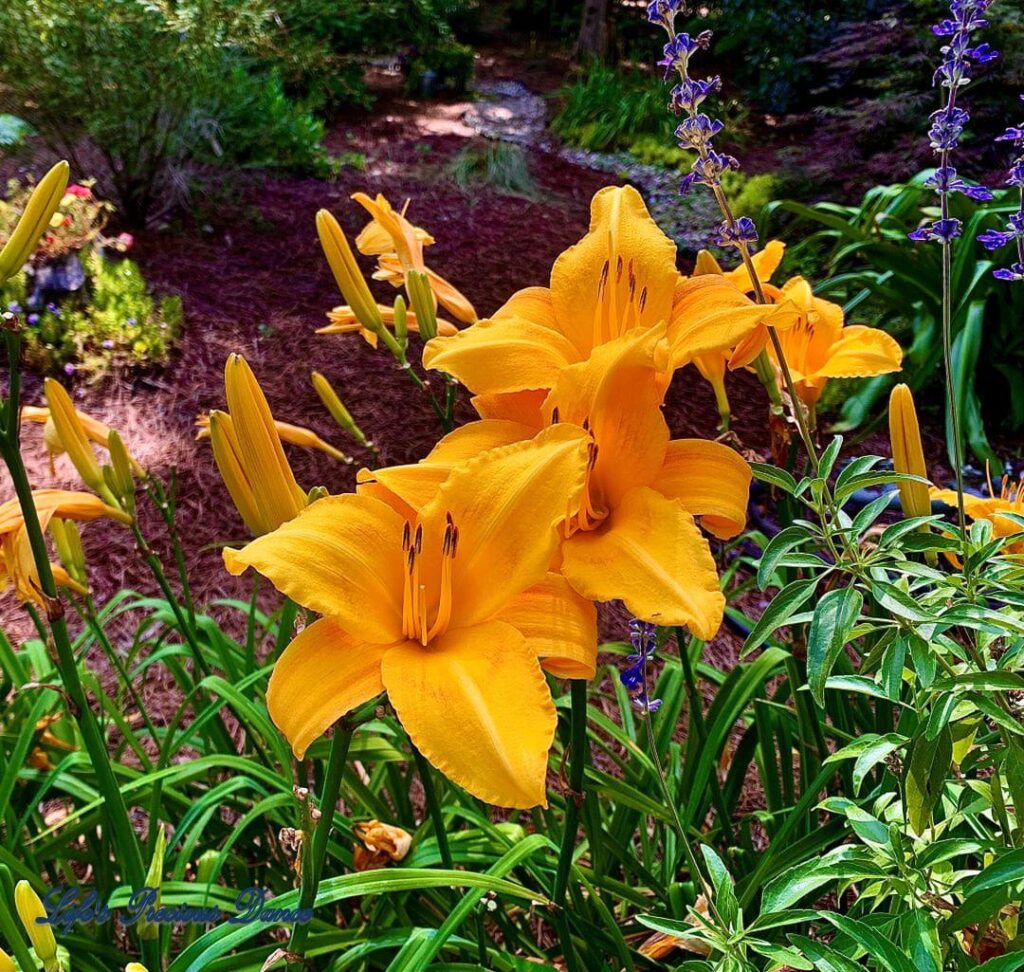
left=129, top=520, right=211, bottom=679
left=0, top=330, right=160, bottom=972
left=288, top=721, right=353, bottom=959
left=146, top=476, right=196, bottom=629
left=553, top=680, right=587, bottom=907
left=675, top=630, right=734, bottom=845
left=412, top=744, right=453, bottom=869
left=940, top=210, right=970, bottom=574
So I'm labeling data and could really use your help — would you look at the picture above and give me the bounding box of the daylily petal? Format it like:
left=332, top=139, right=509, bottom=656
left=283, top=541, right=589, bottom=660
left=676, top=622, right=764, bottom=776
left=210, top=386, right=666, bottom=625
left=424, top=266, right=477, bottom=324
left=268, top=617, right=392, bottom=758
left=495, top=573, right=597, bottom=679
left=561, top=486, right=725, bottom=638
left=546, top=325, right=670, bottom=510
left=721, top=239, right=786, bottom=292
left=423, top=424, right=589, bottom=628
left=352, top=192, right=424, bottom=271
left=550, top=186, right=680, bottom=359
left=223, top=494, right=407, bottom=644
left=381, top=620, right=556, bottom=808
left=0, top=489, right=128, bottom=535
left=812, top=325, right=903, bottom=380
left=423, top=316, right=580, bottom=395
left=471, top=390, right=548, bottom=428
left=356, top=420, right=535, bottom=513
left=667, top=276, right=779, bottom=368
left=492, top=286, right=558, bottom=329
left=655, top=440, right=752, bottom=539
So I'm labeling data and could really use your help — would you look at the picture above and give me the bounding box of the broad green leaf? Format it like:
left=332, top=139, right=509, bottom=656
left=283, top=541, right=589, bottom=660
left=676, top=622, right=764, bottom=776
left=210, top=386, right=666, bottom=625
left=807, top=587, right=863, bottom=706
left=904, top=727, right=952, bottom=836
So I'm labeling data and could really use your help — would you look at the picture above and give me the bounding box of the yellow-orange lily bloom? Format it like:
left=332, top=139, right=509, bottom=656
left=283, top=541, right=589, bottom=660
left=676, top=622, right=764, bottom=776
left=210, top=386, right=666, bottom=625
left=22, top=404, right=145, bottom=478
left=888, top=384, right=931, bottom=518
left=206, top=355, right=308, bottom=537
left=0, top=490, right=124, bottom=604
left=195, top=413, right=347, bottom=463
left=422, top=186, right=783, bottom=406
left=364, top=325, right=751, bottom=638
left=687, top=241, right=791, bottom=388
left=765, top=277, right=903, bottom=408
left=318, top=304, right=457, bottom=346
left=352, top=192, right=477, bottom=324
left=932, top=471, right=1024, bottom=553
left=224, top=426, right=596, bottom=808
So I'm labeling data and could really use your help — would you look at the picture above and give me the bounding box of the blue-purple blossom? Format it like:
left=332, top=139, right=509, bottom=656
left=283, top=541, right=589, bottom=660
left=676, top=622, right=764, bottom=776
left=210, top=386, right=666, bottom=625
left=910, top=0, right=996, bottom=246
left=909, top=218, right=962, bottom=242
left=718, top=216, right=759, bottom=249
left=620, top=620, right=661, bottom=714
left=6, top=301, right=21, bottom=314
left=926, top=165, right=993, bottom=200
left=645, top=0, right=682, bottom=29
left=676, top=113, right=724, bottom=149
left=983, top=95, right=1024, bottom=281
left=26, top=313, right=39, bottom=325
left=993, top=263, right=1024, bottom=281
left=671, top=77, right=720, bottom=113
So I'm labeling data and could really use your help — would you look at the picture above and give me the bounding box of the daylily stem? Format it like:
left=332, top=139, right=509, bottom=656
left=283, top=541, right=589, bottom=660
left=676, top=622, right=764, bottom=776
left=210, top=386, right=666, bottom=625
left=288, top=721, right=353, bottom=960
left=0, top=329, right=160, bottom=972
left=553, top=679, right=588, bottom=908
left=412, top=744, right=453, bottom=869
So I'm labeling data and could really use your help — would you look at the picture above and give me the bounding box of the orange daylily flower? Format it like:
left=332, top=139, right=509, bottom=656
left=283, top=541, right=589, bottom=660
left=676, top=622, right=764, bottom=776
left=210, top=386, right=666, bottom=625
left=224, top=426, right=597, bottom=808
left=204, top=355, right=310, bottom=537
left=21, top=404, right=145, bottom=478
left=422, top=185, right=783, bottom=402
left=687, top=241, right=791, bottom=388
left=318, top=303, right=457, bottom=346
left=0, top=489, right=125, bottom=603
left=352, top=192, right=477, bottom=324
left=194, top=413, right=347, bottom=463
left=932, top=471, right=1024, bottom=553
left=764, top=277, right=903, bottom=409
left=364, top=325, right=751, bottom=638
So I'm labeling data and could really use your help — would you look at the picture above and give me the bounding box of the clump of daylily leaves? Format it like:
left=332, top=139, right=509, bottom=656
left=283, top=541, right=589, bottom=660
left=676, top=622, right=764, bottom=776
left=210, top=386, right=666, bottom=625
left=2, top=10, right=1024, bottom=967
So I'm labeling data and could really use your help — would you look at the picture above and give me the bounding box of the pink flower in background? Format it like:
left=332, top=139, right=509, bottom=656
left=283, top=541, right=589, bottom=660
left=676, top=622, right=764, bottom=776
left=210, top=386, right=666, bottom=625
left=66, top=184, right=91, bottom=198
left=116, top=232, right=134, bottom=251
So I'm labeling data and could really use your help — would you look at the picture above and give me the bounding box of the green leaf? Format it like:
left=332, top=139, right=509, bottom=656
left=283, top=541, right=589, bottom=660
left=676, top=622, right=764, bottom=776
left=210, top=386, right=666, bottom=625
left=825, top=733, right=906, bottom=794
left=751, top=462, right=798, bottom=494
left=807, top=587, right=863, bottom=706
left=904, top=727, right=952, bottom=836
left=787, top=933, right=862, bottom=972
left=757, top=526, right=813, bottom=591
left=742, top=579, right=820, bottom=656
left=821, top=913, right=917, bottom=972
left=762, top=846, right=882, bottom=913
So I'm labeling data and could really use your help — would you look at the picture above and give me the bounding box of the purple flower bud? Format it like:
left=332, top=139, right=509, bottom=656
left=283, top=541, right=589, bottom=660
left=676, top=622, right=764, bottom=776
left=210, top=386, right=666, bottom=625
left=27, top=313, right=39, bottom=325
left=993, top=263, right=1024, bottom=282
left=102, top=339, right=115, bottom=349
left=977, top=228, right=1015, bottom=250
left=6, top=301, right=21, bottom=314
left=718, top=216, right=759, bottom=248
left=909, top=217, right=962, bottom=243
left=63, top=363, right=76, bottom=375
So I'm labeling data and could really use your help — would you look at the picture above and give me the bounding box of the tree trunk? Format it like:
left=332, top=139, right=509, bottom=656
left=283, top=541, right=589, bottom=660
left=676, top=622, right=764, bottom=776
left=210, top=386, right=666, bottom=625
left=575, top=0, right=610, bottom=61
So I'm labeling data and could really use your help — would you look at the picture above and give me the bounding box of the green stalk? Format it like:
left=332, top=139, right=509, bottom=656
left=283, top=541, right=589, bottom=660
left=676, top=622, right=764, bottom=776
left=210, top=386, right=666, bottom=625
left=412, top=744, right=452, bottom=869
left=675, top=630, right=734, bottom=844
left=288, top=721, right=353, bottom=959
left=553, top=680, right=588, bottom=906
left=551, top=680, right=589, bottom=972
left=0, top=330, right=160, bottom=972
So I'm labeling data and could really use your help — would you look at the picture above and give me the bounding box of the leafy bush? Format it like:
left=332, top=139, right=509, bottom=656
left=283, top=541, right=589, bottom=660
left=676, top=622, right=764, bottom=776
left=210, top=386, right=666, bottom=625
left=406, top=40, right=476, bottom=95
left=450, top=141, right=538, bottom=197
left=770, top=173, right=1024, bottom=468
left=3, top=252, right=183, bottom=377
left=0, top=0, right=329, bottom=226
left=552, top=63, right=674, bottom=152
